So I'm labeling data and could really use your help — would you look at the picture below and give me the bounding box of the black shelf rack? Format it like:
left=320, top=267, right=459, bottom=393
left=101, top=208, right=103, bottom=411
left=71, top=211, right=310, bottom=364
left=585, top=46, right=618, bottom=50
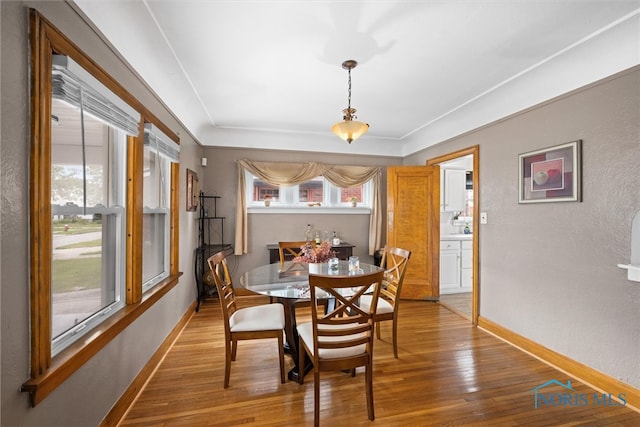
left=195, top=191, right=232, bottom=311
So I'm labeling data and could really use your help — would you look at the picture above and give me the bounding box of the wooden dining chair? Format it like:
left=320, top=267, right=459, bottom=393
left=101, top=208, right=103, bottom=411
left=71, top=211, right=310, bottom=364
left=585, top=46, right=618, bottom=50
left=277, top=241, right=328, bottom=309
left=207, top=251, right=286, bottom=388
left=297, top=270, right=384, bottom=426
left=360, top=245, right=411, bottom=358
left=277, top=241, right=308, bottom=269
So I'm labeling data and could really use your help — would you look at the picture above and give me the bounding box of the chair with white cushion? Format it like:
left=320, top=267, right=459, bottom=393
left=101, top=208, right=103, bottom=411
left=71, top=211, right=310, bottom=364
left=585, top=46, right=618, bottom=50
left=207, top=251, right=285, bottom=388
left=297, top=270, right=384, bottom=426
left=360, top=245, right=411, bottom=358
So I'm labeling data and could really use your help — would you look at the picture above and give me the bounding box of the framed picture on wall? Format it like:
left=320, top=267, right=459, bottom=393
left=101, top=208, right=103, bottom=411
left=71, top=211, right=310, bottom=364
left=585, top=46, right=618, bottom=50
left=518, top=140, right=582, bottom=204
left=186, top=168, right=199, bottom=211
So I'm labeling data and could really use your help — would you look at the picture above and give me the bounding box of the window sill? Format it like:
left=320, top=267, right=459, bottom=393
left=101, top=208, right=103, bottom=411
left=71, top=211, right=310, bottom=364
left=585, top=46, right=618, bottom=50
left=20, top=272, right=183, bottom=407
left=248, top=206, right=371, bottom=215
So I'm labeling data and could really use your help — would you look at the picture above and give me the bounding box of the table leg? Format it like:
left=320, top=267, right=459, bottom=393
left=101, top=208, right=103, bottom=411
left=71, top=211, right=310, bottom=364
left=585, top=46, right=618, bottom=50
left=279, top=298, right=313, bottom=383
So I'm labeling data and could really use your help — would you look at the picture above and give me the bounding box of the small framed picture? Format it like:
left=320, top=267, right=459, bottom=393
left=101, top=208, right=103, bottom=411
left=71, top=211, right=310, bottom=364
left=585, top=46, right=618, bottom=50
left=518, top=140, right=582, bottom=204
left=186, top=168, right=199, bottom=211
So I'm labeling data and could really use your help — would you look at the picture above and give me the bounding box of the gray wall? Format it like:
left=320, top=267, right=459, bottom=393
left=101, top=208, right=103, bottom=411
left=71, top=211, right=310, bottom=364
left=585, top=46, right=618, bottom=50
left=1, top=2, right=202, bottom=425
left=404, top=68, right=640, bottom=388
left=200, top=147, right=402, bottom=284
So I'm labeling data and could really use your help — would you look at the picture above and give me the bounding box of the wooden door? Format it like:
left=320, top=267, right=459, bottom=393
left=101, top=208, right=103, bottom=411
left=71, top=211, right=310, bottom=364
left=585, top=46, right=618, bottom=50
left=387, top=166, right=440, bottom=300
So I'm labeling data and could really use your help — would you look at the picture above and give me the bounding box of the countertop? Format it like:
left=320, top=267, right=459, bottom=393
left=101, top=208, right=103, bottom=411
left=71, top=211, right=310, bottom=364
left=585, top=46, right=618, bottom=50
left=440, top=234, right=473, bottom=241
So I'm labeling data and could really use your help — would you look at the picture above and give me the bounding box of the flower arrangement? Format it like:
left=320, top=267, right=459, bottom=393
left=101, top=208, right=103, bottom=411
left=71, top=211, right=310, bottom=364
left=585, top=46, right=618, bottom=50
left=292, top=241, right=336, bottom=264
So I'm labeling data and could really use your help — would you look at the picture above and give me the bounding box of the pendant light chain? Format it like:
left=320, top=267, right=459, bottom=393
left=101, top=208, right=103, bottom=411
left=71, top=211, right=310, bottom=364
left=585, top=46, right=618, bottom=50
left=347, top=67, right=352, bottom=111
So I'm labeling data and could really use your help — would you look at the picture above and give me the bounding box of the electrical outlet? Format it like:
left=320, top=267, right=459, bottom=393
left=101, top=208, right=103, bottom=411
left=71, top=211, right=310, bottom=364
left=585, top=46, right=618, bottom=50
left=480, top=212, right=488, bottom=224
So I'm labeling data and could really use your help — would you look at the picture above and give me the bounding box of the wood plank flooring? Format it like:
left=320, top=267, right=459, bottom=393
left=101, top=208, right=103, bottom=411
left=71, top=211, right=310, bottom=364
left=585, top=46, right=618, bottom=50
left=439, top=292, right=472, bottom=319
left=118, top=297, right=639, bottom=426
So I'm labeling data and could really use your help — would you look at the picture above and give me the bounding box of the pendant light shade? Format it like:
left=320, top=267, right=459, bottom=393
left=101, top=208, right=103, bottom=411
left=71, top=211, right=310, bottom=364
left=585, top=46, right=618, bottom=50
left=332, top=119, right=369, bottom=143
left=332, top=60, right=368, bottom=143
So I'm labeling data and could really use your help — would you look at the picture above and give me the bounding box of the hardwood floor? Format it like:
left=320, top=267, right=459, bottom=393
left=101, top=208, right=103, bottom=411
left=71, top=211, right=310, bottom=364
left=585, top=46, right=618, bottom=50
left=439, top=292, right=472, bottom=319
left=118, top=297, right=639, bottom=426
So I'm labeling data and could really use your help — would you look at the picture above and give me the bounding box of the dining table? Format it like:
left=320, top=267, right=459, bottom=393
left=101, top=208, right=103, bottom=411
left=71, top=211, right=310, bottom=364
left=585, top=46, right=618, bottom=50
left=239, top=260, right=384, bottom=383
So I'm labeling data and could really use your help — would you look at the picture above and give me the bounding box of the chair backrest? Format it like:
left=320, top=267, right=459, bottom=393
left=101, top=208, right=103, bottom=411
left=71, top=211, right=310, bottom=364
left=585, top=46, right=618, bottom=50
left=379, top=246, right=411, bottom=307
left=278, top=241, right=308, bottom=268
left=207, top=251, right=237, bottom=333
left=307, top=270, right=384, bottom=359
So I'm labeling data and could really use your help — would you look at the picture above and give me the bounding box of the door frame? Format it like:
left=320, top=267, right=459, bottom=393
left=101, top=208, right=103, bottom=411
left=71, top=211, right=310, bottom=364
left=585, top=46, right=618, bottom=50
left=426, top=145, right=479, bottom=325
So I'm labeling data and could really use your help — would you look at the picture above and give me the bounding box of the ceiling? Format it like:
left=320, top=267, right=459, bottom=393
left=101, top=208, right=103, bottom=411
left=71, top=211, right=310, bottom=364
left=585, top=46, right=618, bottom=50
left=73, top=1, right=640, bottom=157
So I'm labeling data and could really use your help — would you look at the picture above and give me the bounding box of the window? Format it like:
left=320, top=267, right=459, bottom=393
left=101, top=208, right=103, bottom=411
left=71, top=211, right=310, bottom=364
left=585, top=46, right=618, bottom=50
left=340, top=185, right=363, bottom=204
left=24, top=11, right=181, bottom=406
left=142, top=124, right=179, bottom=292
left=235, top=159, right=381, bottom=255
left=50, top=55, right=136, bottom=355
left=247, top=172, right=371, bottom=209
left=253, top=178, right=280, bottom=202
left=465, top=188, right=474, bottom=217
left=299, top=177, right=324, bottom=203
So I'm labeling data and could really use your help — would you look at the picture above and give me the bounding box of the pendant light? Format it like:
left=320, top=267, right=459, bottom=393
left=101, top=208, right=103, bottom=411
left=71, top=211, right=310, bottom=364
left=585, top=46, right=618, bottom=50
left=331, top=60, right=369, bottom=143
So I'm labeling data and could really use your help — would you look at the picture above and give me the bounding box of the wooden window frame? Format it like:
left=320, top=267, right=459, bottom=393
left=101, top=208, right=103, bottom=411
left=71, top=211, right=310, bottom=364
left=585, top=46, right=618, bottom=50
left=21, top=10, right=182, bottom=407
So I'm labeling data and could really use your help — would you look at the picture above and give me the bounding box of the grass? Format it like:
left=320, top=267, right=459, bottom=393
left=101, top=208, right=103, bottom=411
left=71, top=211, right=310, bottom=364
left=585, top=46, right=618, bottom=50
left=51, top=221, right=104, bottom=292
left=52, top=258, right=102, bottom=292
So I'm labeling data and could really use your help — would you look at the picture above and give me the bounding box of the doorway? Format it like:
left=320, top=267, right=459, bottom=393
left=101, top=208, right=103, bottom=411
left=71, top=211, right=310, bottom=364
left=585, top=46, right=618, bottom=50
left=427, top=146, right=479, bottom=325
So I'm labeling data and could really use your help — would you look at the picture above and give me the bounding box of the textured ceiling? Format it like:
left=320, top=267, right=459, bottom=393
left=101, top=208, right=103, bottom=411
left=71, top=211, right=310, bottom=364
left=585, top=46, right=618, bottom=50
left=73, top=1, right=640, bottom=156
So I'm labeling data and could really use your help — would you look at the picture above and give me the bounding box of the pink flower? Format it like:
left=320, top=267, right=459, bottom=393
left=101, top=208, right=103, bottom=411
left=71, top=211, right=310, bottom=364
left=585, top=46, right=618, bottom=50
left=292, top=241, right=336, bottom=264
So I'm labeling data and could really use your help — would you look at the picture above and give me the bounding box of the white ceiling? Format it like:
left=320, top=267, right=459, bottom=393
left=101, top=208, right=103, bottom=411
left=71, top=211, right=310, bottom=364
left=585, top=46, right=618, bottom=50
left=73, top=1, right=640, bottom=157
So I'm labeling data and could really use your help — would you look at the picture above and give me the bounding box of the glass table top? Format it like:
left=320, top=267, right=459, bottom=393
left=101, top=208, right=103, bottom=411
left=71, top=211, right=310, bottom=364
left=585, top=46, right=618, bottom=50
left=239, top=261, right=383, bottom=299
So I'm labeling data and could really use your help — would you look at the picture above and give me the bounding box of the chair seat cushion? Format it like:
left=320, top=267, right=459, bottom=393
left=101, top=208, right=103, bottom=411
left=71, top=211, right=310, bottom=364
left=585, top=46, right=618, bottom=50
left=297, top=322, right=367, bottom=359
left=359, top=295, right=393, bottom=314
left=230, top=304, right=285, bottom=332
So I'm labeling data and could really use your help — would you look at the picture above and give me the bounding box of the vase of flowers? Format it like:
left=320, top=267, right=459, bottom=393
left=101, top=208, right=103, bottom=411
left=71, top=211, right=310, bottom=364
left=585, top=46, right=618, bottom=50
left=263, top=194, right=272, bottom=207
left=292, top=241, right=336, bottom=267
left=350, top=196, right=358, bottom=207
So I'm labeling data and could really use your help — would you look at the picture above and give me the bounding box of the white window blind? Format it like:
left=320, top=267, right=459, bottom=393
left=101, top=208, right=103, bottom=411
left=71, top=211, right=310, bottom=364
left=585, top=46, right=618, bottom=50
left=143, top=123, right=180, bottom=163
left=52, top=54, right=140, bottom=136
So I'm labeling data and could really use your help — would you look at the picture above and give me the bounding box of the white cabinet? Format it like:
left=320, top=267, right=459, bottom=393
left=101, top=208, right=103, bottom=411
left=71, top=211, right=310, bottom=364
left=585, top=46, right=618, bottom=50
left=441, top=169, right=466, bottom=212
left=440, top=238, right=472, bottom=294
left=440, top=240, right=460, bottom=292
left=460, top=240, right=472, bottom=291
